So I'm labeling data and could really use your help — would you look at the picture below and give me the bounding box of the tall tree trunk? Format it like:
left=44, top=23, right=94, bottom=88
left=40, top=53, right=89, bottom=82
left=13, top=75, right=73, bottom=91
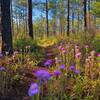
left=84, top=0, right=87, bottom=31
left=72, top=11, right=75, bottom=33
left=28, top=0, right=33, bottom=39
left=77, top=9, right=80, bottom=33
left=88, top=0, right=91, bottom=30
left=46, top=0, right=49, bottom=37
left=11, top=0, right=14, bottom=36
left=53, top=20, right=56, bottom=35
left=16, top=13, right=19, bottom=34
left=60, top=16, right=63, bottom=35
left=67, top=0, right=70, bottom=36
left=53, top=0, right=57, bottom=36
left=1, top=0, right=13, bottom=55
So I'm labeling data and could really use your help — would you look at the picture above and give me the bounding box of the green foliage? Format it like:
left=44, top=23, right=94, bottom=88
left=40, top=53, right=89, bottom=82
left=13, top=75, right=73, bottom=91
left=14, top=37, right=45, bottom=61
left=84, top=96, right=94, bottom=100
left=14, top=37, right=35, bottom=50
left=92, top=35, right=100, bottom=53
left=92, top=2, right=100, bottom=17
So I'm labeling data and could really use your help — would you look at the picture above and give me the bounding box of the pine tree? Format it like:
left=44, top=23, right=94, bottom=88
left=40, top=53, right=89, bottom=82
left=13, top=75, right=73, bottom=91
left=1, top=0, right=13, bottom=54
left=28, top=0, right=33, bottom=38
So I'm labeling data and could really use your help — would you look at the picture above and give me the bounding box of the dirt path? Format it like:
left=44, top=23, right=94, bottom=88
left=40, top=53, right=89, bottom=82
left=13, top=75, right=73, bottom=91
left=37, top=45, right=58, bottom=67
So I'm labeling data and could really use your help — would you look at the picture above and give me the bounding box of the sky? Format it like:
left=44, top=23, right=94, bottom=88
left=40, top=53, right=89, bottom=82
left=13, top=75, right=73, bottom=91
left=12, top=0, right=90, bottom=22
left=33, top=8, right=52, bottom=21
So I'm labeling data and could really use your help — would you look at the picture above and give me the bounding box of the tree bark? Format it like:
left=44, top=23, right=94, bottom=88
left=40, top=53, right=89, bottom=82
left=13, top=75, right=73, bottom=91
left=72, top=11, right=74, bottom=31
left=84, top=0, right=87, bottom=31
left=1, top=0, right=13, bottom=55
left=67, top=0, right=70, bottom=36
left=46, top=0, right=49, bottom=37
left=28, top=0, right=33, bottom=39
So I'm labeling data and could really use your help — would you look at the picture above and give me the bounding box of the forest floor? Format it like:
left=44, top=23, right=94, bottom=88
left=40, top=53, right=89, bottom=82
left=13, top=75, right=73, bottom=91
left=0, top=32, right=100, bottom=100
left=0, top=43, right=58, bottom=100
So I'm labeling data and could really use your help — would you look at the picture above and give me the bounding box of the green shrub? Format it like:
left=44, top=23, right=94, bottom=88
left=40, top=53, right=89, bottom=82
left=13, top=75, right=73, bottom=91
left=14, top=37, right=45, bottom=61
left=92, top=38, right=100, bottom=53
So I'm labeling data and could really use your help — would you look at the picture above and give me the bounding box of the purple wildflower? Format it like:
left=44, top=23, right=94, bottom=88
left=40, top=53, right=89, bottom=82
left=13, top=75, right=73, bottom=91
left=0, top=66, right=5, bottom=71
left=54, top=70, right=61, bottom=76
left=58, top=46, right=62, bottom=50
left=46, top=53, right=52, bottom=56
left=97, top=53, right=100, bottom=57
left=60, top=64, right=65, bottom=69
left=28, top=83, right=39, bottom=96
left=85, top=45, right=89, bottom=49
left=55, top=57, right=61, bottom=63
left=75, top=45, right=79, bottom=49
left=0, top=53, right=3, bottom=58
left=74, top=70, right=80, bottom=74
left=44, top=59, right=52, bottom=67
left=56, top=59, right=61, bottom=63
left=34, top=69, right=51, bottom=82
left=62, top=49, right=67, bottom=54
left=75, top=52, right=81, bottom=58
left=70, top=65, right=75, bottom=71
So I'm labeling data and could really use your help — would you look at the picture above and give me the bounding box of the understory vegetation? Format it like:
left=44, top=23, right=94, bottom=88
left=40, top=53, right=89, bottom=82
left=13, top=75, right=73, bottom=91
left=0, top=33, right=100, bottom=100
